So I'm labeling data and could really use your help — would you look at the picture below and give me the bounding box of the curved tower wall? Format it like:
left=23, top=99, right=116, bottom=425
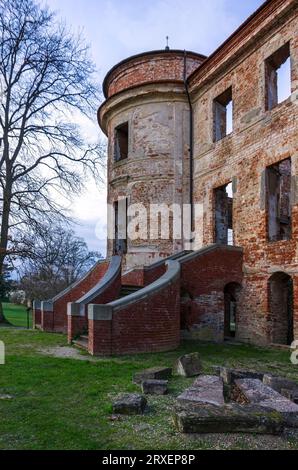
left=99, top=50, right=205, bottom=272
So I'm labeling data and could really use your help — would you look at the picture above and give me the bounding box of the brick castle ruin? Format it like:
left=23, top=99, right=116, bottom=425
left=33, top=0, right=298, bottom=356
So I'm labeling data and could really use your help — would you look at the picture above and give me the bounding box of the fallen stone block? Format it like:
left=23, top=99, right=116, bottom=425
left=175, top=352, right=202, bottom=377
left=141, top=380, right=168, bottom=395
left=263, top=374, right=298, bottom=394
left=281, top=388, right=298, bottom=404
left=235, top=378, right=298, bottom=414
left=173, top=402, right=284, bottom=435
left=112, top=394, right=147, bottom=415
left=219, top=367, right=264, bottom=385
left=0, top=394, right=13, bottom=400
left=282, top=413, right=298, bottom=429
left=211, top=365, right=221, bottom=376
left=177, top=375, right=224, bottom=406
left=133, top=367, right=172, bottom=384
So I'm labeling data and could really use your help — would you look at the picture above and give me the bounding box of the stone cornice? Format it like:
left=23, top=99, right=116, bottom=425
left=188, top=0, right=296, bottom=94
left=98, top=81, right=187, bottom=135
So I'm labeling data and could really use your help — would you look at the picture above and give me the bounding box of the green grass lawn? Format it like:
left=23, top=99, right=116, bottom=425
left=2, top=302, right=32, bottom=328
left=0, top=325, right=297, bottom=450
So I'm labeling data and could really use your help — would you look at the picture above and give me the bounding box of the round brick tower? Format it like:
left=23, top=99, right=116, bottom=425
left=98, top=49, right=206, bottom=272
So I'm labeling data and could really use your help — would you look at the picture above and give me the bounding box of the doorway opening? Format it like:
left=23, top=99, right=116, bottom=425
left=269, top=272, right=293, bottom=345
left=224, top=282, right=241, bottom=338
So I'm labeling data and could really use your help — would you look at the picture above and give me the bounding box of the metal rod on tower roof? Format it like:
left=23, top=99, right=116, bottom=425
left=165, top=36, right=169, bottom=50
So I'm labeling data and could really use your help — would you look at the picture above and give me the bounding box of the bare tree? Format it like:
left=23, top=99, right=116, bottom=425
left=20, top=223, right=102, bottom=301
left=0, top=0, right=105, bottom=320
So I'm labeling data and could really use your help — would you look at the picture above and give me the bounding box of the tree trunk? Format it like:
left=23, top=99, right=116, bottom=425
left=0, top=176, right=12, bottom=323
left=0, top=302, right=7, bottom=323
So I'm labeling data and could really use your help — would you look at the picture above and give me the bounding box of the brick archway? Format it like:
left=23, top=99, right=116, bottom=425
left=268, top=272, right=293, bottom=345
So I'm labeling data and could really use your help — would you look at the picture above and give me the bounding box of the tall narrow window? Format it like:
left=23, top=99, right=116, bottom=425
left=114, top=198, right=127, bottom=254
left=266, top=158, right=291, bottom=242
left=265, top=43, right=291, bottom=111
left=213, top=87, right=233, bottom=142
left=114, top=122, right=129, bottom=162
left=214, top=182, right=234, bottom=245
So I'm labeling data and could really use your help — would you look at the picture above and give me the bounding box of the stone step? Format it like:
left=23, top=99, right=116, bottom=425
left=80, top=335, right=89, bottom=341
left=177, top=375, right=224, bottom=406
left=174, top=402, right=285, bottom=435
left=73, top=337, right=88, bottom=351
left=235, top=378, right=298, bottom=414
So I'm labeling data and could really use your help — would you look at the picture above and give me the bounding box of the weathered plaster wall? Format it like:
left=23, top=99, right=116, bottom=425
left=100, top=51, right=204, bottom=273
left=105, top=90, right=192, bottom=272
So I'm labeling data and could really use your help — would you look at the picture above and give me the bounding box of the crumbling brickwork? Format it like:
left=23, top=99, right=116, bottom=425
left=180, top=247, right=243, bottom=341
left=102, top=51, right=205, bottom=99
left=35, top=260, right=109, bottom=333
left=96, top=0, right=298, bottom=348
left=99, top=51, right=205, bottom=272
left=88, top=270, right=181, bottom=356
left=188, top=0, right=298, bottom=345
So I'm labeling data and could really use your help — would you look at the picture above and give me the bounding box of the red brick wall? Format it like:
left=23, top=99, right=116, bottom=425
left=105, top=52, right=204, bottom=98
left=67, top=315, right=87, bottom=341
left=121, top=263, right=167, bottom=287
left=67, top=265, right=122, bottom=342
left=181, top=248, right=243, bottom=296
left=96, top=0, right=297, bottom=349
left=121, top=269, right=144, bottom=287
left=144, top=264, right=167, bottom=286
left=43, top=261, right=109, bottom=333
left=87, top=248, right=243, bottom=355
left=89, top=275, right=180, bottom=356
left=33, top=308, right=41, bottom=328
left=88, top=275, right=122, bottom=305
left=88, top=320, right=112, bottom=356
left=190, top=1, right=298, bottom=345
left=42, top=310, right=54, bottom=331
left=180, top=247, right=243, bottom=341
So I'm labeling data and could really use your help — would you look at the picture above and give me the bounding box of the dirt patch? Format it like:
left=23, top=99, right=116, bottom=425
left=38, top=346, right=96, bottom=361
left=230, top=384, right=250, bottom=405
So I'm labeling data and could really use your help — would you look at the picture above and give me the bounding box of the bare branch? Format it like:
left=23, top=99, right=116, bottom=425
left=0, top=0, right=106, bottom=301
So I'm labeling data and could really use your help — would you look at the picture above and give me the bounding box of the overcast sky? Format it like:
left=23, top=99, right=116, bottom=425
left=45, top=0, right=265, bottom=257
